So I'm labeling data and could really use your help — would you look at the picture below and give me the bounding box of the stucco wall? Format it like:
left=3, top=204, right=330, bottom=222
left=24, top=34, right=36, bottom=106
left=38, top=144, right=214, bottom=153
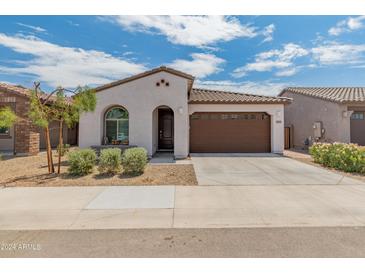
left=188, top=104, right=285, bottom=153
left=281, top=91, right=350, bottom=148
left=79, top=71, right=190, bottom=158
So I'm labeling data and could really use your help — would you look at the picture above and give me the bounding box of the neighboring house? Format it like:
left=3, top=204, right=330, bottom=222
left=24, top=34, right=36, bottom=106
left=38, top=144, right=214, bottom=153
left=79, top=66, right=291, bottom=158
left=280, top=87, right=365, bottom=149
left=0, top=83, right=78, bottom=155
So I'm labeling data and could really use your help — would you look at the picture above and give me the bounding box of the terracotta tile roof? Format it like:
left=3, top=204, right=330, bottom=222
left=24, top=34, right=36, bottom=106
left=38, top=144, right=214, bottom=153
left=189, top=88, right=291, bottom=104
left=95, top=66, right=195, bottom=92
left=280, top=87, right=365, bottom=103
left=0, top=82, right=69, bottom=103
left=0, top=82, right=32, bottom=98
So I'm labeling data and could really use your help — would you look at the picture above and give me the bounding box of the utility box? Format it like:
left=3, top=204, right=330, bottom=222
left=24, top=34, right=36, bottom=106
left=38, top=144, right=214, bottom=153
left=313, top=121, right=324, bottom=139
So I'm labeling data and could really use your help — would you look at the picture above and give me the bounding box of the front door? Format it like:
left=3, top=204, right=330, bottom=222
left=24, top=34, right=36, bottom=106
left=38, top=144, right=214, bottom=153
left=158, top=109, right=174, bottom=150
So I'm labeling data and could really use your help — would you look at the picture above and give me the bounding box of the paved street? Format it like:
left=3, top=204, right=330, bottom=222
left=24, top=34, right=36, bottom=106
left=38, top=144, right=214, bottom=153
left=2, top=227, right=365, bottom=257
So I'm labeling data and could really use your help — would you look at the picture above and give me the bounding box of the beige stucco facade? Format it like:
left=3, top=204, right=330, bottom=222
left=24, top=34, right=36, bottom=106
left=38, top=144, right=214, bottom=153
left=281, top=90, right=351, bottom=148
left=79, top=71, right=190, bottom=158
left=79, top=70, right=287, bottom=157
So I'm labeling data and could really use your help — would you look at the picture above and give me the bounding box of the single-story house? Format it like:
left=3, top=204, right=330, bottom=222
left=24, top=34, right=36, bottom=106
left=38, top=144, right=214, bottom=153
left=279, top=87, right=365, bottom=149
left=0, top=83, right=78, bottom=155
left=79, top=66, right=291, bottom=158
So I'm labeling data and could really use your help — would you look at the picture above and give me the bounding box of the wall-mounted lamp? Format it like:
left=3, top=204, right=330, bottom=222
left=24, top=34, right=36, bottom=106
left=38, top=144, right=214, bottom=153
left=178, top=107, right=183, bottom=114
left=342, top=110, right=354, bottom=118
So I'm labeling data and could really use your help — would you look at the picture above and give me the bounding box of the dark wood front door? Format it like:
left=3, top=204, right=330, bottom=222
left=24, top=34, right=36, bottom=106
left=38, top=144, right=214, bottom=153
left=158, top=109, right=174, bottom=150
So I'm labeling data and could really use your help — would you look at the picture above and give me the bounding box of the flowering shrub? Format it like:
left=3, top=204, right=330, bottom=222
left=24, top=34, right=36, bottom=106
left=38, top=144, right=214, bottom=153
left=309, top=142, right=365, bottom=173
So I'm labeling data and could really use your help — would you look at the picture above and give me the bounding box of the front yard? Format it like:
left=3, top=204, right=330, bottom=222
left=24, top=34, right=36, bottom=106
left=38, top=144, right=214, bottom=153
left=0, top=151, right=198, bottom=187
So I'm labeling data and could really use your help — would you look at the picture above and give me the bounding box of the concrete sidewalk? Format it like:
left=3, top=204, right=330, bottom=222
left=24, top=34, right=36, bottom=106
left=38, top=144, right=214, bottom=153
left=1, top=183, right=365, bottom=230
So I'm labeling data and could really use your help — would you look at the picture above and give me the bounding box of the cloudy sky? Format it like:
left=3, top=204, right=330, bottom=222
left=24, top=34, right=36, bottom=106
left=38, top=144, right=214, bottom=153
left=0, top=15, right=364, bottom=95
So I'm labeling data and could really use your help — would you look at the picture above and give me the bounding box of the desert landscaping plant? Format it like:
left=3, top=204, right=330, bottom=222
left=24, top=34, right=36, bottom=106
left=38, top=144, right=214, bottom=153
left=52, top=86, right=96, bottom=173
left=0, top=106, right=17, bottom=128
left=68, top=148, right=97, bottom=176
left=121, top=147, right=148, bottom=175
left=309, top=142, right=365, bottom=173
left=29, top=83, right=96, bottom=174
left=98, top=148, right=122, bottom=174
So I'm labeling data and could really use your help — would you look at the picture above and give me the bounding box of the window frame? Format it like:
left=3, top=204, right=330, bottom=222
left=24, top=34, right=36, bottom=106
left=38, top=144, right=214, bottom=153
left=351, top=111, right=364, bottom=120
left=104, top=106, right=129, bottom=145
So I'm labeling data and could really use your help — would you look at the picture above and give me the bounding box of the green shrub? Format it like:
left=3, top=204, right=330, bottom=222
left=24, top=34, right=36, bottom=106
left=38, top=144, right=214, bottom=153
left=57, top=143, right=70, bottom=157
left=121, top=147, right=148, bottom=175
left=0, top=154, right=2, bottom=161
left=68, top=148, right=96, bottom=176
left=98, top=148, right=122, bottom=174
left=309, top=142, right=365, bottom=173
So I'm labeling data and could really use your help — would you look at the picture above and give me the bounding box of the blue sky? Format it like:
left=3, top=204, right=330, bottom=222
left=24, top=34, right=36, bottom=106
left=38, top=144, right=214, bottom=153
left=0, top=15, right=365, bottom=95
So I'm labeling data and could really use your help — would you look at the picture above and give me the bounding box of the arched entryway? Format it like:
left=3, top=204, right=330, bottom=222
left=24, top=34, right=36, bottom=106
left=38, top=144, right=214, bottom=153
left=152, top=106, right=174, bottom=153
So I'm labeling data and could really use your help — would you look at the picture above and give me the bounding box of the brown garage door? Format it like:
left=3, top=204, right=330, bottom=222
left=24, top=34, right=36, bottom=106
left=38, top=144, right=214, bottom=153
left=190, top=112, right=271, bottom=153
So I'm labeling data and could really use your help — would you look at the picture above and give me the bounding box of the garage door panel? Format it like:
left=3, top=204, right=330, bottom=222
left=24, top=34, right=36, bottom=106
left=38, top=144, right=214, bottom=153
left=190, top=112, right=271, bottom=153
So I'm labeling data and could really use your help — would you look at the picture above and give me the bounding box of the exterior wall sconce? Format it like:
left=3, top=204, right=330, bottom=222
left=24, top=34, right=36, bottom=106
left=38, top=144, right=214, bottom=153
left=342, top=110, right=354, bottom=118
left=178, top=107, right=183, bottom=114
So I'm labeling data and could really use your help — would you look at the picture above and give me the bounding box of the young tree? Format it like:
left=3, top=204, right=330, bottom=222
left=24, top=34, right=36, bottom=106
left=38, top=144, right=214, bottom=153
left=53, top=86, right=96, bottom=173
left=29, top=83, right=96, bottom=173
left=29, top=83, right=96, bottom=174
left=29, top=83, right=55, bottom=173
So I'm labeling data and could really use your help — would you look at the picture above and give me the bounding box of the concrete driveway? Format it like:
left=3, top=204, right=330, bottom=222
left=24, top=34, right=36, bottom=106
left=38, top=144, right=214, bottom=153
left=191, top=153, right=361, bottom=186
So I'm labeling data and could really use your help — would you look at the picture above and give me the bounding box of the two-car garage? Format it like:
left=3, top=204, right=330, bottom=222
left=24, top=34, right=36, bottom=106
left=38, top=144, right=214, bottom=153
left=188, top=88, right=290, bottom=154
left=189, top=112, right=271, bottom=153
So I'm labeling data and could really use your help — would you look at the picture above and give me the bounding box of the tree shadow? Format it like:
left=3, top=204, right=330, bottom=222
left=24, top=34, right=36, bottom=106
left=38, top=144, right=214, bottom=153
left=93, top=173, right=117, bottom=180
left=119, top=172, right=143, bottom=179
left=1, top=173, right=59, bottom=187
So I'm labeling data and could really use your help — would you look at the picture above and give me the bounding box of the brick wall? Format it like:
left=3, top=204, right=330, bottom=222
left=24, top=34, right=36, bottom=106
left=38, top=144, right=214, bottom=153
left=14, top=96, right=40, bottom=155
left=0, top=91, right=40, bottom=155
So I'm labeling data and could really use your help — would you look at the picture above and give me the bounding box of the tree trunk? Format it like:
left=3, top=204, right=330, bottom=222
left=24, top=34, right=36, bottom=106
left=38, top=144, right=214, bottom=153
left=57, top=119, right=63, bottom=174
left=44, top=129, right=51, bottom=173
left=45, top=126, right=54, bottom=173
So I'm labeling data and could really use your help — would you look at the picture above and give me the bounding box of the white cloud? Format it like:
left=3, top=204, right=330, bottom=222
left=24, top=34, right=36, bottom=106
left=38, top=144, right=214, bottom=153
left=232, top=43, right=308, bottom=78
left=17, top=23, right=46, bottom=33
left=169, top=53, right=225, bottom=78
left=261, top=24, right=275, bottom=43
left=328, top=16, right=365, bottom=36
left=195, top=79, right=289, bottom=96
left=275, top=68, right=297, bottom=77
left=312, top=42, right=365, bottom=65
left=112, top=16, right=257, bottom=47
left=0, top=33, right=147, bottom=88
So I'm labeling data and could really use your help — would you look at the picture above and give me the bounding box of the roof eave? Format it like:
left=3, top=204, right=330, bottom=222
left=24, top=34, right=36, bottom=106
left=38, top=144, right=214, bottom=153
left=95, top=66, right=195, bottom=92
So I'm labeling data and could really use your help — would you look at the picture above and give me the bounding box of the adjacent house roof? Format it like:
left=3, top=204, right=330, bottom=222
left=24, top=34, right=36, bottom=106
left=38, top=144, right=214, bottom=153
left=95, top=66, right=195, bottom=92
left=280, top=87, right=365, bottom=103
left=189, top=88, right=292, bottom=104
left=0, top=82, right=32, bottom=99
left=0, top=82, right=66, bottom=103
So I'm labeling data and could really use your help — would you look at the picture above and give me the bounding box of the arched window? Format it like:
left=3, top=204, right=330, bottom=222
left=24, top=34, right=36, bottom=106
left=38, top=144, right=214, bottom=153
left=105, top=107, right=129, bottom=145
